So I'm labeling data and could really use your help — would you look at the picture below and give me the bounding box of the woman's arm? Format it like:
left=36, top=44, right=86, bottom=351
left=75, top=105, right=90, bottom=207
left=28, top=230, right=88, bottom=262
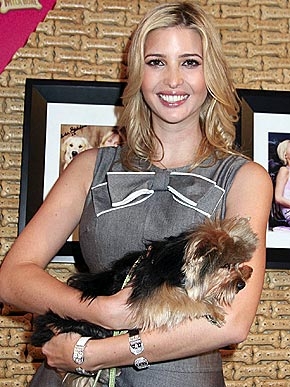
left=0, top=148, right=105, bottom=322
left=275, top=166, right=290, bottom=207
left=41, top=160, right=273, bottom=373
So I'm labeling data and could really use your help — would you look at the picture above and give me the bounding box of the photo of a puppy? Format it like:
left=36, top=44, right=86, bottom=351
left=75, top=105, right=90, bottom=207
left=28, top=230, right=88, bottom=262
left=61, top=135, right=93, bottom=170
left=31, top=217, right=257, bottom=347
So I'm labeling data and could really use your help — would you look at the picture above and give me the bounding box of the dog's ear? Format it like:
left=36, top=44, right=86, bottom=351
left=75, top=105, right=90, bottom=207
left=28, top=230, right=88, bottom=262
left=219, top=217, right=258, bottom=265
left=61, top=137, right=70, bottom=152
left=239, top=264, right=253, bottom=281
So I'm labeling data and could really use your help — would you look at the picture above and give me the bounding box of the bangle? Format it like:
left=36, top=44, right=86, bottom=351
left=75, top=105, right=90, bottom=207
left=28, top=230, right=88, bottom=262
left=128, top=329, right=144, bottom=356
left=73, top=336, right=98, bottom=376
left=72, top=336, right=92, bottom=365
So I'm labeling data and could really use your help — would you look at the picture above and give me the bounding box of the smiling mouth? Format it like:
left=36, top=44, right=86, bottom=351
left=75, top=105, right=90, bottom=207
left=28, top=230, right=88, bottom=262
left=158, top=94, right=189, bottom=103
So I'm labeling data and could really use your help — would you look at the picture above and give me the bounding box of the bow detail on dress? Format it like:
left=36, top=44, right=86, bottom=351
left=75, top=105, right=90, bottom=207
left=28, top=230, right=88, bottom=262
left=103, top=170, right=225, bottom=217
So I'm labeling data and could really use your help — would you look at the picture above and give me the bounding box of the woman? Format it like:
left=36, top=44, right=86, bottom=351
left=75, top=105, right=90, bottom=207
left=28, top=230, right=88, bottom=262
left=99, top=128, right=122, bottom=148
left=275, top=139, right=290, bottom=225
left=0, top=2, right=272, bottom=386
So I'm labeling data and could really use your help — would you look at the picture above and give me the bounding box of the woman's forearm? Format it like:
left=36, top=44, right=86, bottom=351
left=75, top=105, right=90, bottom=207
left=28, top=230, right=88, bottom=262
left=0, top=261, right=84, bottom=317
left=47, top=314, right=242, bottom=375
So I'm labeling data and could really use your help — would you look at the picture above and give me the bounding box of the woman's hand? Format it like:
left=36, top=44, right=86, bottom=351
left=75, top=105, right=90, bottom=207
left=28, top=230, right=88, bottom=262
left=42, top=333, right=81, bottom=373
left=92, top=286, right=135, bottom=330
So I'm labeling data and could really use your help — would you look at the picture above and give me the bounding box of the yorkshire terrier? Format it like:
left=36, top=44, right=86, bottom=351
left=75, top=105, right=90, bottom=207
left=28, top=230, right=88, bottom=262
left=31, top=217, right=257, bottom=347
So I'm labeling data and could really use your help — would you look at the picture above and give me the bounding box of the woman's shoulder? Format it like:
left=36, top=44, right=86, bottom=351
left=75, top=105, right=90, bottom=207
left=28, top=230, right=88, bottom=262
left=276, top=164, right=290, bottom=177
left=69, top=147, right=99, bottom=171
left=234, top=159, right=272, bottom=189
left=72, top=146, right=123, bottom=187
left=71, top=146, right=120, bottom=171
left=198, top=153, right=248, bottom=178
left=59, top=148, right=99, bottom=193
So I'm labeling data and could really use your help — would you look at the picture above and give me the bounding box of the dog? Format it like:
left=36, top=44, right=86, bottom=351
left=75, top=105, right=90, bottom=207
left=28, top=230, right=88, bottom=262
left=31, top=217, right=257, bottom=347
left=61, top=135, right=92, bottom=169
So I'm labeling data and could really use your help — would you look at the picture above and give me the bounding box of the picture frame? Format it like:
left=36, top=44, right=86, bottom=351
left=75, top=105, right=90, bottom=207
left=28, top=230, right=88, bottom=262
left=19, top=82, right=290, bottom=268
left=237, top=88, right=290, bottom=269
left=19, top=78, right=126, bottom=263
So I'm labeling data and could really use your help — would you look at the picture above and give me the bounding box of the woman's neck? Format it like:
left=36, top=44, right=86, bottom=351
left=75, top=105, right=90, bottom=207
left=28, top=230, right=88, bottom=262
left=153, top=127, right=203, bottom=169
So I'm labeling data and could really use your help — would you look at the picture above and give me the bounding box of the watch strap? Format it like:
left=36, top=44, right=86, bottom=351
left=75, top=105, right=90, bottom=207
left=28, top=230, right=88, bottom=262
left=128, top=329, right=144, bottom=356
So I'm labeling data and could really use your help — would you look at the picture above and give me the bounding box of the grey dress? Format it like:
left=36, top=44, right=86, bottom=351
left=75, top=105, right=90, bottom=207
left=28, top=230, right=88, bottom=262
left=29, top=146, right=248, bottom=387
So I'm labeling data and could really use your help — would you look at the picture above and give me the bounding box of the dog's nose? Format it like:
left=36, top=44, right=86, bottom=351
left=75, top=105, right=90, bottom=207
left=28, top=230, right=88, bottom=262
left=72, top=151, right=78, bottom=157
left=236, top=280, right=246, bottom=292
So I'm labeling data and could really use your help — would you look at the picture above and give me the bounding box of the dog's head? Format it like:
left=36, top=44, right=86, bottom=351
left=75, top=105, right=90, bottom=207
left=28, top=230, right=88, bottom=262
left=182, top=217, right=257, bottom=310
left=62, top=135, right=93, bottom=164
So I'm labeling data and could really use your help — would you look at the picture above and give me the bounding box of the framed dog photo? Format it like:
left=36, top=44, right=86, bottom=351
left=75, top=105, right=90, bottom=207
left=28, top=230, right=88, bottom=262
left=236, top=88, right=290, bottom=269
left=20, top=78, right=126, bottom=262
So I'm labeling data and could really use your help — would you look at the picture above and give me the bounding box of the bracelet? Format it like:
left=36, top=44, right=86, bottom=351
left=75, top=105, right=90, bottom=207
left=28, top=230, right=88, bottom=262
left=128, top=330, right=150, bottom=370
left=72, top=336, right=98, bottom=376
left=72, top=336, right=92, bottom=365
left=128, top=329, right=144, bottom=356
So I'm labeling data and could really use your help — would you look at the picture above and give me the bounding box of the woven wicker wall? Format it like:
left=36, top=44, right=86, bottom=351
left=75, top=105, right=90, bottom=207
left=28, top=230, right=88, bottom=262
left=0, top=0, right=290, bottom=386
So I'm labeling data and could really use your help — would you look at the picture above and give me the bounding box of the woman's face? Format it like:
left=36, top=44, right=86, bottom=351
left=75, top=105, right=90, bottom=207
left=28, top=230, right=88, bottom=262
left=103, top=133, right=120, bottom=147
left=141, top=26, right=208, bottom=131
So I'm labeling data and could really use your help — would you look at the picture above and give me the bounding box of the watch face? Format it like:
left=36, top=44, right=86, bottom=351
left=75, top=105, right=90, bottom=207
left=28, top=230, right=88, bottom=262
left=130, top=339, right=144, bottom=355
left=73, top=357, right=83, bottom=365
left=73, top=346, right=84, bottom=364
left=134, top=357, right=149, bottom=370
left=73, top=354, right=83, bottom=364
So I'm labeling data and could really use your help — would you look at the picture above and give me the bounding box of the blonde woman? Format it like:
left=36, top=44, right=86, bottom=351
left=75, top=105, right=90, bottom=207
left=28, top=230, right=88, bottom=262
left=100, top=128, right=122, bottom=148
left=275, top=139, right=290, bottom=225
left=0, top=2, right=272, bottom=386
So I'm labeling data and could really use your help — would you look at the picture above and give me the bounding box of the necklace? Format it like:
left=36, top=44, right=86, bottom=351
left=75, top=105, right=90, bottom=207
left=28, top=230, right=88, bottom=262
left=158, top=160, right=167, bottom=170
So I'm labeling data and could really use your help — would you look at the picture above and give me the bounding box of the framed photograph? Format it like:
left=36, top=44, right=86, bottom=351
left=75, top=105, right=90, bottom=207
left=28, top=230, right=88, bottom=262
left=20, top=78, right=126, bottom=262
left=237, top=88, right=290, bottom=268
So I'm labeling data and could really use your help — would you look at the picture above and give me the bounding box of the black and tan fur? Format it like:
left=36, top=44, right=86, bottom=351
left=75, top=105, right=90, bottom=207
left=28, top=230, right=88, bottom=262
left=31, top=217, right=257, bottom=347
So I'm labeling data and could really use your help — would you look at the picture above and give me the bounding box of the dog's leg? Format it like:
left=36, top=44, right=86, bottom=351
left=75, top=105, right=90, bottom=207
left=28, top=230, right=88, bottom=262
left=31, top=311, right=112, bottom=346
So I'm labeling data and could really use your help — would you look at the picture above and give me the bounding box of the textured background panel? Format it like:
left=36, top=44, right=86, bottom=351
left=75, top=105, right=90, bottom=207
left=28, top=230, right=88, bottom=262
left=0, top=0, right=290, bottom=385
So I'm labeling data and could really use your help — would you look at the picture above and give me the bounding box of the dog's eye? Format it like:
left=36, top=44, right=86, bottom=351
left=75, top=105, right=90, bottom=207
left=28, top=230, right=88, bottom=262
left=236, top=280, right=245, bottom=292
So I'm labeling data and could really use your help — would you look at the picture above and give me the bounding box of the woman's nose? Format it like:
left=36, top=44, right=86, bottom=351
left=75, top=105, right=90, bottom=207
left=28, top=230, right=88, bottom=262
left=164, top=66, right=184, bottom=88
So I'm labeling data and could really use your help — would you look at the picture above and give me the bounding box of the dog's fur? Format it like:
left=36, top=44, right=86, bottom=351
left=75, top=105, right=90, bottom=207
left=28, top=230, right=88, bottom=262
left=31, top=217, right=257, bottom=347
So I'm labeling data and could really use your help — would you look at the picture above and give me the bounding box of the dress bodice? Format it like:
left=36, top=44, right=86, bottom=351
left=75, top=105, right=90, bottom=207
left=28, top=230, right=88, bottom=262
left=79, top=147, right=248, bottom=273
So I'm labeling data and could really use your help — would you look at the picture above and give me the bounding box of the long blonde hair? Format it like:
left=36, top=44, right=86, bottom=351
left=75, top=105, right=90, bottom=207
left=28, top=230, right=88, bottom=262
left=277, top=139, right=290, bottom=165
left=119, top=1, right=241, bottom=170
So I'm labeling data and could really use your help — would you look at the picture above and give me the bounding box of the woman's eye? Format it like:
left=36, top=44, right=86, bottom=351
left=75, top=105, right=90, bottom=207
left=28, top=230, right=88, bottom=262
left=182, top=59, right=200, bottom=67
left=146, top=59, right=164, bottom=67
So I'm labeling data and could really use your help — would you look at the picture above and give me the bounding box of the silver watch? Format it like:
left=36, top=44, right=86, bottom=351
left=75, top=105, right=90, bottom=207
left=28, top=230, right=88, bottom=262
left=72, top=336, right=92, bottom=365
left=134, top=356, right=150, bottom=370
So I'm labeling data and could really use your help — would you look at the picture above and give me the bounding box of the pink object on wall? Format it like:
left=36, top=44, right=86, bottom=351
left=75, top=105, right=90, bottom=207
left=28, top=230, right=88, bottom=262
left=0, top=0, right=56, bottom=74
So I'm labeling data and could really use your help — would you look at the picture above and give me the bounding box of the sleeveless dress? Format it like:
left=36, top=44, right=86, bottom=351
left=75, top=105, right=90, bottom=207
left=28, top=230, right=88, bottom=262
left=29, top=146, right=248, bottom=387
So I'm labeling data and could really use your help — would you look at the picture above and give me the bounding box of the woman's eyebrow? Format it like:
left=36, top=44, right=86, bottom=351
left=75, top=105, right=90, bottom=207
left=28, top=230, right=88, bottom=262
left=144, top=53, right=203, bottom=59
